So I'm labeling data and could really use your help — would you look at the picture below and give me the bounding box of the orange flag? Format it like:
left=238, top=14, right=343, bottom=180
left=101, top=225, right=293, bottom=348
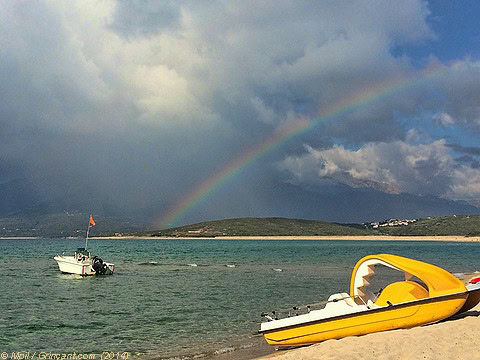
left=89, top=214, right=96, bottom=227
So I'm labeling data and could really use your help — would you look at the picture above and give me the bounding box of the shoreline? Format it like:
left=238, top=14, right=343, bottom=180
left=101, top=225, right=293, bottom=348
left=2, top=235, right=480, bottom=242
left=90, top=235, right=480, bottom=242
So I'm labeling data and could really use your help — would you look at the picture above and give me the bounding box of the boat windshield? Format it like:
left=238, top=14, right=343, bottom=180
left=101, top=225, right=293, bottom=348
left=360, top=265, right=416, bottom=303
left=351, top=254, right=466, bottom=300
left=76, top=248, right=90, bottom=257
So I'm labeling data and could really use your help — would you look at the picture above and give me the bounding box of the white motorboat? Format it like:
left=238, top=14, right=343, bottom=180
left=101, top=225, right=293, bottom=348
left=54, top=248, right=114, bottom=276
left=54, top=214, right=114, bottom=276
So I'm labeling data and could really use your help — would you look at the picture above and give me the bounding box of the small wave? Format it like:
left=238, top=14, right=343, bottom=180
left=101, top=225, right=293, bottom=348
left=59, top=274, right=85, bottom=280
left=161, top=354, right=206, bottom=360
left=213, top=346, right=235, bottom=355
left=226, top=264, right=236, bottom=268
left=187, top=263, right=198, bottom=267
left=21, top=321, right=100, bottom=331
left=192, top=354, right=207, bottom=359
left=139, top=261, right=161, bottom=266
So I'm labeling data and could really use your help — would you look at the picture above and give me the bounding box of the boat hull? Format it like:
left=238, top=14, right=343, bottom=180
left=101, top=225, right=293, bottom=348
left=262, top=294, right=467, bottom=347
left=54, top=256, right=114, bottom=276
left=454, top=285, right=480, bottom=315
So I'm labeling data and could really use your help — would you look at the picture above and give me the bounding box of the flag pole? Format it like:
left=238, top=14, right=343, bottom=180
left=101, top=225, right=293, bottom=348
left=85, top=218, right=91, bottom=250
left=85, top=214, right=96, bottom=250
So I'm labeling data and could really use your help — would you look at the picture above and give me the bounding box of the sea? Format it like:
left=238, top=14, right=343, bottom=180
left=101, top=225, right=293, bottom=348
left=1, top=238, right=479, bottom=360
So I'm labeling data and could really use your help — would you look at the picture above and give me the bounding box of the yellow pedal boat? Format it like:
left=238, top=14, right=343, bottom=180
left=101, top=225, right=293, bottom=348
left=259, top=254, right=480, bottom=347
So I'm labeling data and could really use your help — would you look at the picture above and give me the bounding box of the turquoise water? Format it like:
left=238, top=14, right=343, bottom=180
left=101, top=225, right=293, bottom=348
left=0, top=239, right=479, bottom=359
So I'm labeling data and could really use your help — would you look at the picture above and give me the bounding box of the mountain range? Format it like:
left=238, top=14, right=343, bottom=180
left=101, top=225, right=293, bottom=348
left=1, top=175, right=479, bottom=228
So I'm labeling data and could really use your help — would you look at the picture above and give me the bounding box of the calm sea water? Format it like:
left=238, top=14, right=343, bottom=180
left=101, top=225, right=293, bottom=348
left=0, top=239, right=479, bottom=359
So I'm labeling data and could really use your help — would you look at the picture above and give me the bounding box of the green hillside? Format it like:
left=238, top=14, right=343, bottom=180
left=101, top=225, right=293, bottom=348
left=145, top=215, right=480, bottom=238
left=0, top=211, right=142, bottom=237
left=374, top=215, right=480, bottom=236
left=145, top=217, right=370, bottom=237
left=2, top=213, right=480, bottom=238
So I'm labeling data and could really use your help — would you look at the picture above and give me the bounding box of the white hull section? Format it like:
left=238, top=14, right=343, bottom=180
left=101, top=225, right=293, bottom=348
left=261, top=292, right=369, bottom=332
left=54, top=255, right=114, bottom=276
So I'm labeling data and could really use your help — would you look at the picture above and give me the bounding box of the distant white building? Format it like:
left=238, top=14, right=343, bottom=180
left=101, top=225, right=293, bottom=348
left=371, top=218, right=417, bottom=228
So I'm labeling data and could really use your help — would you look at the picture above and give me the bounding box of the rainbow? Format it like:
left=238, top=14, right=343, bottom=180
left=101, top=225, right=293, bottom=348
left=153, top=66, right=446, bottom=229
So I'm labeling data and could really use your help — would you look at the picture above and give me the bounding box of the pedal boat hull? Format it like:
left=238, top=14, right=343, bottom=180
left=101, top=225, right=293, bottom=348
left=260, top=254, right=478, bottom=347
left=261, top=292, right=467, bottom=346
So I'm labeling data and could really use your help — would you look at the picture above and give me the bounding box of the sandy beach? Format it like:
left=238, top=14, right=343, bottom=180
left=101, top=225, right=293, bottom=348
left=3, top=235, right=479, bottom=242
left=90, top=235, right=480, bottom=242
left=216, top=235, right=480, bottom=242
left=258, top=302, right=480, bottom=360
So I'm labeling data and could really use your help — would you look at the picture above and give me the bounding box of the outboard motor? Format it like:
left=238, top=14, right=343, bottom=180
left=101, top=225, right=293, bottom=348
left=92, top=256, right=108, bottom=275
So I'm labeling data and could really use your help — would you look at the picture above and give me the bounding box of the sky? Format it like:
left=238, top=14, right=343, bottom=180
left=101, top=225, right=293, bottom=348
left=1, top=1, right=480, bottom=227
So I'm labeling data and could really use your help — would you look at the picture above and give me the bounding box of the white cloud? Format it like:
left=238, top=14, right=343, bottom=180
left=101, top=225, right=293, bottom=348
left=433, top=112, right=455, bottom=127
left=451, top=167, right=480, bottom=200
left=279, top=139, right=480, bottom=200
left=129, top=64, right=216, bottom=124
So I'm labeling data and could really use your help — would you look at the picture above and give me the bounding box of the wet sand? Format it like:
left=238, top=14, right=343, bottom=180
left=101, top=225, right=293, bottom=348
left=204, top=337, right=275, bottom=360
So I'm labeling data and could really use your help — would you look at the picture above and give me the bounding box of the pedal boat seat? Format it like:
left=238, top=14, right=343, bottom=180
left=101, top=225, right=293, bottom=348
left=324, top=292, right=367, bottom=316
left=375, top=280, right=429, bottom=307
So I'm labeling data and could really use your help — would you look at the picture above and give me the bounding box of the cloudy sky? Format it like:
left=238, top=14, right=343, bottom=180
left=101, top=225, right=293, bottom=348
left=1, top=1, right=480, bottom=227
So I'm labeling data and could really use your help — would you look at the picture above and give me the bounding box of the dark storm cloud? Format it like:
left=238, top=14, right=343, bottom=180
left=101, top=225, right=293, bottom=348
left=109, top=0, right=183, bottom=37
left=447, top=143, right=480, bottom=156
left=442, top=63, right=480, bottom=131
left=455, top=155, right=480, bottom=169
left=1, top=0, right=480, bottom=223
